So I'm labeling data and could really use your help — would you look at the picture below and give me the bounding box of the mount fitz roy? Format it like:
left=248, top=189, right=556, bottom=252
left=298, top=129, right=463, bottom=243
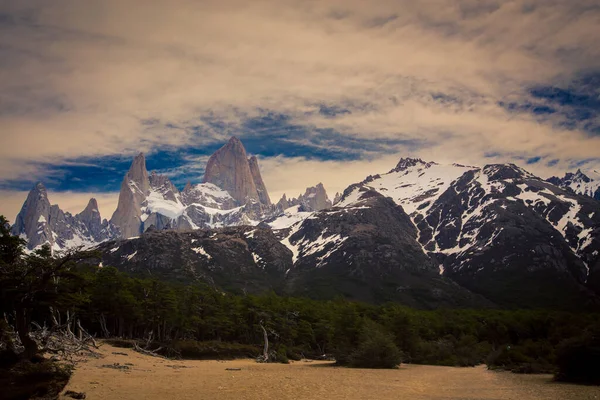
left=10, top=137, right=600, bottom=309
left=12, top=137, right=332, bottom=251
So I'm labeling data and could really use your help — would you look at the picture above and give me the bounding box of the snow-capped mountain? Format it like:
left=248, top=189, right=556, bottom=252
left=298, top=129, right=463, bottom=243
left=108, top=137, right=280, bottom=237
left=11, top=183, right=118, bottom=250
left=548, top=169, right=600, bottom=201
left=91, top=154, right=600, bottom=308
left=333, top=158, right=600, bottom=307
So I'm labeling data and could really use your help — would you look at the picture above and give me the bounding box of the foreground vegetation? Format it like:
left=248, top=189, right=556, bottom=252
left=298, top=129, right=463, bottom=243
left=1, top=215, right=599, bottom=394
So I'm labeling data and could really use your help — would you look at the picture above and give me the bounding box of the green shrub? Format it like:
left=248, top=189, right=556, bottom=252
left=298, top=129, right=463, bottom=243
left=555, top=335, right=600, bottom=385
left=348, top=320, right=402, bottom=369
left=276, top=346, right=290, bottom=364
left=0, top=359, right=72, bottom=400
left=104, top=338, right=136, bottom=348
left=172, top=340, right=260, bottom=360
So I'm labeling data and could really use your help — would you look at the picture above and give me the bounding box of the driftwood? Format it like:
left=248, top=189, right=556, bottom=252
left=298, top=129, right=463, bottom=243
left=133, top=342, right=166, bottom=358
left=132, top=332, right=169, bottom=359
left=25, top=310, right=100, bottom=364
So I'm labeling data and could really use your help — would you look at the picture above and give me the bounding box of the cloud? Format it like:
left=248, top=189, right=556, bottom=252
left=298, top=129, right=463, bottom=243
left=0, top=0, right=599, bottom=200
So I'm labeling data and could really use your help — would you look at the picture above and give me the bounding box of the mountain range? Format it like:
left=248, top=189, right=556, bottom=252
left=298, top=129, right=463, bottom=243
left=10, top=137, right=600, bottom=309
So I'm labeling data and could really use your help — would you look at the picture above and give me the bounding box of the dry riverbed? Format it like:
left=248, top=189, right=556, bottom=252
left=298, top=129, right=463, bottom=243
left=61, top=343, right=599, bottom=400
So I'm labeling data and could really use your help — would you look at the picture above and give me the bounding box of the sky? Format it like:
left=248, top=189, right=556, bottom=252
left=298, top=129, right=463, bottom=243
left=1, top=0, right=600, bottom=222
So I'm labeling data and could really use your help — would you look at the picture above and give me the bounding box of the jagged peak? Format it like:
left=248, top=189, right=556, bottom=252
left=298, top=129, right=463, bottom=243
left=390, top=157, right=436, bottom=173
left=76, top=197, right=101, bottom=221
left=126, top=152, right=149, bottom=184
left=32, top=181, right=48, bottom=193
left=84, top=197, right=99, bottom=212
left=223, top=136, right=246, bottom=153
left=482, top=163, right=535, bottom=181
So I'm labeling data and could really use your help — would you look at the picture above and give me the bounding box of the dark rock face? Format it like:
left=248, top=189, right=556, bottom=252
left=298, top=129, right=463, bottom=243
left=548, top=169, right=600, bottom=200
left=284, top=189, right=492, bottom=307
left=97, top=226, right=292, bottom=294
left=99, top=189, right=492, bottom=308
left=337, top=160, right=600, bottom=309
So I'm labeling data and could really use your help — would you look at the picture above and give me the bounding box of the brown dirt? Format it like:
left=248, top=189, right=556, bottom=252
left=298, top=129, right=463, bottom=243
left=60, top=343, right=600, bottom=400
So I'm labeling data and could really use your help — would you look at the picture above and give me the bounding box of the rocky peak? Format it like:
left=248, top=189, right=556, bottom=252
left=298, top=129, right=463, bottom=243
left=127, top=153, right=150, bottom=193
left=110, top=153, right=151, bottom=238
left=547, top=168, right=600, bottom=200
left=333, top=192, right=342, bottom=205
left=248, top=155, right=271, bottom=205
left=573, top=169, right=591, bottom=183
left=77, top=198, right=100, bottom=222
left=483, top=164, right=533, bottom=181
left=277, top=194, right=290, bottom=210
left=298, top=183, right=332, bottom=211
left=275, top=183, right=332, bottom=212
left=202, top=137, right=263, bottom=205
left=149, top=171, right=179, bottom=203
left=391, top=157, right=430, bottom=173
left=11, top=182, right=53, bottom=248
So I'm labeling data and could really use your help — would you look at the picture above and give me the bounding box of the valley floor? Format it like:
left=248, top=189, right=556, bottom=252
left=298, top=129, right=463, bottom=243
left=61, top=344, right=598, bottom=400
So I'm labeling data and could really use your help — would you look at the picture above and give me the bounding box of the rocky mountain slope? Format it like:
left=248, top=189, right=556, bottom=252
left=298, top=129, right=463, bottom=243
left=548, top=169, right=600, bottom=200
left=336, top=158, right=600, bottom=308
left=96, top=189, right=493, bottom=308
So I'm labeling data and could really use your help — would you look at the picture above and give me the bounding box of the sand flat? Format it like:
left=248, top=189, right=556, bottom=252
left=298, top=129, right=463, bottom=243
left=61, top=343, right=599, bottom=400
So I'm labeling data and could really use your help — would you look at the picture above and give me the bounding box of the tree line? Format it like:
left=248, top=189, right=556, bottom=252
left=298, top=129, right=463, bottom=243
left=1, top=215, right=599, bottom=385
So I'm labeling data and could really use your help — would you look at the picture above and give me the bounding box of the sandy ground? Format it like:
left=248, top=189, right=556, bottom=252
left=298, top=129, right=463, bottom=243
left=60, top=343, right=599, bottom=400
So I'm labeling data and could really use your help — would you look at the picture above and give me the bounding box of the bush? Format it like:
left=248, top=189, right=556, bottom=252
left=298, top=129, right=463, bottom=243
left=104, top=338, right=136, bottom=349
left=171, top=340, right=260, bottom=360
left=486, top=341, right=555, bottom=374
left=0, top=359, right=72, bottom=400
left=555, top=335, right=600, bottom=385
left=275, top=346, right=290, bottom=364
left=348, top=320, right=402, bottom=369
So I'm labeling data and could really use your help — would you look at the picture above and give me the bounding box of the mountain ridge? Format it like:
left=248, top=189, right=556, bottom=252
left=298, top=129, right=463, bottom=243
left=9, top=138, right=600, bottom=309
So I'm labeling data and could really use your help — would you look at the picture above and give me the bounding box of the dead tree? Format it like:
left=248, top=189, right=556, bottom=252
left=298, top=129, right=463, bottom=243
left=256, top=321, right=269, bottom=363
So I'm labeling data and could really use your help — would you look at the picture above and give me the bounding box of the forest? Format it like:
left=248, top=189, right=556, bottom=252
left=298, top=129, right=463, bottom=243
left=1, top=215, right=599, bottom=399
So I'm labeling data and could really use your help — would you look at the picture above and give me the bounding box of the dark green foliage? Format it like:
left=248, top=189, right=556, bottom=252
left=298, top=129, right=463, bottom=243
left=555, top=334, right=600, bottom=384
left=347, top=320, right=402, bottom=369
left=0, top=358, right=72, bottom=400
left=103, top=338, right=136, bottom=349
left=170, top=340, right=260, bottom=360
